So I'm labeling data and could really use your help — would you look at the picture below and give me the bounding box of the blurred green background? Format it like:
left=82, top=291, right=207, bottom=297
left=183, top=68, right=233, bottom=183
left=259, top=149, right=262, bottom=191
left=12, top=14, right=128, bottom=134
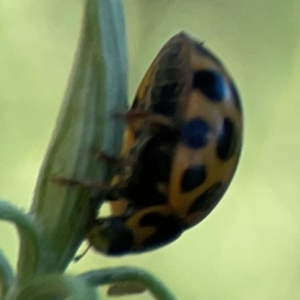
left=1, top=0, right=300, bottom=299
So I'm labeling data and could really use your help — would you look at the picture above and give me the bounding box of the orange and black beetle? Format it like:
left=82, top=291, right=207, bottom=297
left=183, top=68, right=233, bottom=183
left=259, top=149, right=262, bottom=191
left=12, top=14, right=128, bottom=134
left=87, top=32, right=242, bottom=255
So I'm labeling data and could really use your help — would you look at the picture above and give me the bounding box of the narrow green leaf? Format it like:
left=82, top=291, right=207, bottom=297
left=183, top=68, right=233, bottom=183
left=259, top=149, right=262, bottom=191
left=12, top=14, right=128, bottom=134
left=29, top=0, right=128, bottom=274
left=0, top=250, right=14, bottom=298
left=0, top=201, right=40, bottom=285
left=79, top=267, right=177, bottom=300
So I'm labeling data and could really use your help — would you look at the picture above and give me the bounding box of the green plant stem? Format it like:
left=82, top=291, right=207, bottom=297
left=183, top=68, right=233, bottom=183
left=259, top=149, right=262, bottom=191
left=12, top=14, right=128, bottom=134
left=79, top=267, right=177, bottom=300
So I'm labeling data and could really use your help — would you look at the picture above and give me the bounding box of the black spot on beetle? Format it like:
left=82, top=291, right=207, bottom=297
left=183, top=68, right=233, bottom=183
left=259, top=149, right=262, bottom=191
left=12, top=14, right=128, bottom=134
left=217, top=118, right=237, bottom=161
left=192, top=70, right=226, bottom=102
left=92, top=217, right=134, bottom=256
left=150, top=48, right=184, bottom=117
left=181, top=119, right=211, bottom=149
left=140, top=212, right=183, bottom=249
left=187, top=182, right=224, bottom=215
left=151, top=83, right=178, bottom=116
left=160, top=68, right=182, bottom=82
left=181, top=165, right=206, bottom=192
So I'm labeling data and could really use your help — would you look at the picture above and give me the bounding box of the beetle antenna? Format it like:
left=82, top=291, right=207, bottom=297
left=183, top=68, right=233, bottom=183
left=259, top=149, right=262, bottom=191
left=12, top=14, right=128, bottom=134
left=74, top=245, right=91, bottom=262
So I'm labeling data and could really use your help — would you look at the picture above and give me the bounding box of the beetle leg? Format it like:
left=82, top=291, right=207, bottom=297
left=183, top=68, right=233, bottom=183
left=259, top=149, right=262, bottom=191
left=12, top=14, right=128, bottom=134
left=90, top=147, right=133, bottom=180
left=113, top=110, right=150, bottom=121
left=90, top=146, right=124, bottom=166
left=113, top=110, right=173, bottom=126
left=53, top=178, right=128, bottom=203
left=53, top=177, right=108, bottom=189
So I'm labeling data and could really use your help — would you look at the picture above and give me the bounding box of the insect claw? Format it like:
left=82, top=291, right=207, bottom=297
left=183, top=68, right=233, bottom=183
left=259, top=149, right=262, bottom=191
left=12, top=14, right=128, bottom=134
left=90, top=147, right=124, bottom=166
left=52, top=177, right=83, bottom=186
left=53, top=176, right=108, bottom=190
left=113, top=110, right=174, bottom=130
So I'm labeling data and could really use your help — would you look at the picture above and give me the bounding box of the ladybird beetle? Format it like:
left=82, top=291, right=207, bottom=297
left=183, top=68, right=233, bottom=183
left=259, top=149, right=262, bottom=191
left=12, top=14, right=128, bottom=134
left=87, top=32, right=242, bottom=256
